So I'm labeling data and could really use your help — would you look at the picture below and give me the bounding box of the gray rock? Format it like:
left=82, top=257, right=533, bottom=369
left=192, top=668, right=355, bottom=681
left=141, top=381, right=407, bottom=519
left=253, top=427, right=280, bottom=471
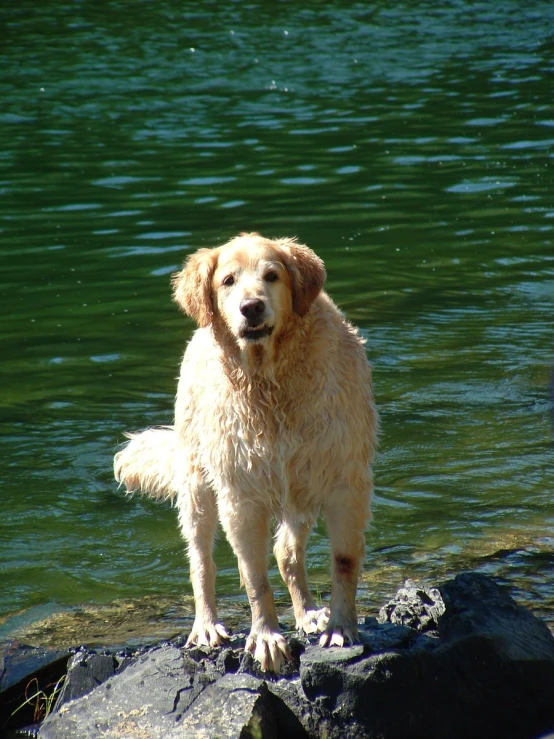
left=39, top=644, right=218, bottom=739
left=36, top=573, right=554, bottom=739
left=378, top=579, right=446, bottom=631
left=177, top=674, right=309, bottom=739
left=54, top=649, right=118, bottom=708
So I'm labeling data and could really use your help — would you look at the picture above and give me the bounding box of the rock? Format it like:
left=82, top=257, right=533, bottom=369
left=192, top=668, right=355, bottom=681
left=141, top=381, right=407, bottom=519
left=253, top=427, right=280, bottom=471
left=299, top=573, right=554, bottom=739
left=36, top=573, right=554, bottom=739
left=377, top=579, right=446, bottom=631
left=177, top=674, right=309, bottom=739
left=39, top=644, right=217, bottom=739
left=39, top=643, right=307, bottom=739
left=0, top=641, right=69, bottom=731
left=439, top=571, right=554, bottom=659
left=54, top=648, right=119, bottom=708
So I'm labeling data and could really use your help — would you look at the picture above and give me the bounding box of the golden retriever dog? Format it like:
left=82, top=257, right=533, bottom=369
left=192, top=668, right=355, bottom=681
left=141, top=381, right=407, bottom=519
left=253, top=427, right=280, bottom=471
left=114, top=233, right=377, bottom=672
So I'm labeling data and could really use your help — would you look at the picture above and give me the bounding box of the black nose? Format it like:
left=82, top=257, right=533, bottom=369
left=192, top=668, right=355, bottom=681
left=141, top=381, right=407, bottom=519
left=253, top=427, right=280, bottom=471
left=240, top=298, right=265, bottom=322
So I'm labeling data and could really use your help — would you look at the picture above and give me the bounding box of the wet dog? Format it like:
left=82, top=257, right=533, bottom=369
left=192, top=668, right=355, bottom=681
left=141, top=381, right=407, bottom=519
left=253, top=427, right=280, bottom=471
left=114, top=232, right=377, bottom=672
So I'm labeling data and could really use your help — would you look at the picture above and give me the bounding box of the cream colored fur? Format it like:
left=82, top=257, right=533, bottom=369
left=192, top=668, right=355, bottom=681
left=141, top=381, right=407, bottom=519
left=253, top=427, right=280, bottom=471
left=114, top=233, right=377, bottom=672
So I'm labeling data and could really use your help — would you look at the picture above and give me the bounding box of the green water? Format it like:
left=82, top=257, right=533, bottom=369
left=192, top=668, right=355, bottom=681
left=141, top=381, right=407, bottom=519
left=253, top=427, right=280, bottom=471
left=2, top=1, right=554, bottom=643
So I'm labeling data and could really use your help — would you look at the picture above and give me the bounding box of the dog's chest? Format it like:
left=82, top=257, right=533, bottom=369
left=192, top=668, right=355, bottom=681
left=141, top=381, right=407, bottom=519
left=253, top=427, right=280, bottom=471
left=203, top=387, right=308, bottom=501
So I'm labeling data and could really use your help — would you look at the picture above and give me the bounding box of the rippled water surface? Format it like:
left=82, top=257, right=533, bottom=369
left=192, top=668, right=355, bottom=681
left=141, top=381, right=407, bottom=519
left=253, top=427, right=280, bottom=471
left=2, top=1, right=554, bottom=642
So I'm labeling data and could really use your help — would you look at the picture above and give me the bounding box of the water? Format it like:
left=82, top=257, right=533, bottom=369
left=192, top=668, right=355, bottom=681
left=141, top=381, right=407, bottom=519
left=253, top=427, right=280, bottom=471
left=2, top=1, right=554, bottom=645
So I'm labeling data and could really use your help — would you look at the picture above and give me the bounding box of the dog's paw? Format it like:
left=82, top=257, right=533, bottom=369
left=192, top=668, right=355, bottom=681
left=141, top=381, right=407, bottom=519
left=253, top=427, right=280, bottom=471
left=245, top=629, right=291, bottom=673
left=297, top=606, right=330, bottom=634
left=319, top=622, right=358, bottom=648
left=186, top=620, right=230, bottom=648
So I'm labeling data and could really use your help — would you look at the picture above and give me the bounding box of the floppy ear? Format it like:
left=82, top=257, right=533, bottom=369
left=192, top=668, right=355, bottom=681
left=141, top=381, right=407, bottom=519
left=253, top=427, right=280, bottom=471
left=172, top=248, right=219, bottom=327
left=279, top=240, right=326, bottom=317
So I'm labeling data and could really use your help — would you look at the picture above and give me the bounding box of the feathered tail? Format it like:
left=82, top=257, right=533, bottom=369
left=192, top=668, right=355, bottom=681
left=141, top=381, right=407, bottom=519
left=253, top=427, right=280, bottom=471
left=114, top=426, right=179, bottom=502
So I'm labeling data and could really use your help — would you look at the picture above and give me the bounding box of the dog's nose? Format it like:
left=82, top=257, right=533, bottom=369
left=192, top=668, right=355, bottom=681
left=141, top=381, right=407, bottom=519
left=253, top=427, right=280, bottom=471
left=240, top=298, right=265, bottom=322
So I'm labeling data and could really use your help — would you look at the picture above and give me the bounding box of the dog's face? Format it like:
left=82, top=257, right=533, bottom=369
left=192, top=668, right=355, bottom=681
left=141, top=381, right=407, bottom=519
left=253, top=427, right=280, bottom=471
left=213, top=241, right=293, bottom=348
left=173, top=233, right=326, bottom=350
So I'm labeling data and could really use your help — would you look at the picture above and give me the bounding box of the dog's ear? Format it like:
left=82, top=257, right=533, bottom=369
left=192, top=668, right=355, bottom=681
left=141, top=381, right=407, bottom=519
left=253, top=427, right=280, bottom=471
left=172, top=248, right=219, bottom=327
left=280, top=240, right=326, bottom=317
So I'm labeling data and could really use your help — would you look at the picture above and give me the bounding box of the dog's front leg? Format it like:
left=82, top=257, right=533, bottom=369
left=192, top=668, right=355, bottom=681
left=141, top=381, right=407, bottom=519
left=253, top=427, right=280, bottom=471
left=178, top=490, right=229, bottom=648
left=221, top=504, right=291, bottom=672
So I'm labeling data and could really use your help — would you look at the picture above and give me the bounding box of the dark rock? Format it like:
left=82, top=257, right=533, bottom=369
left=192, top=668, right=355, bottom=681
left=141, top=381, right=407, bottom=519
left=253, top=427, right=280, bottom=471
left=439, top=571, right=554, bottom=659
left=0, top=641, right=69, bottom=731
left=36, top=573, right=554, bottom=739
left=359, top=620, right=417, bottom=652
left=215, top=646, right=241, bottom=674
left=53, top=649, right=118, bottom=708
left=298, top=573, right=554, bottom=739
left=0, top=643, right=67, bottom=696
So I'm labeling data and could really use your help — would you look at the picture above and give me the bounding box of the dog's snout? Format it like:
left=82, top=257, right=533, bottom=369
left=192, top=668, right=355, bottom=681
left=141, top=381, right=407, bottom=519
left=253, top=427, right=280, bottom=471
left=240, top=298, right=265, bottom=322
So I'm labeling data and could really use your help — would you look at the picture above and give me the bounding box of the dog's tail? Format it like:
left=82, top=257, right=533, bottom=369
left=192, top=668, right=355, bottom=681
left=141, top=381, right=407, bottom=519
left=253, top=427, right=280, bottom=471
left=114, top=426, right=179, bottom=503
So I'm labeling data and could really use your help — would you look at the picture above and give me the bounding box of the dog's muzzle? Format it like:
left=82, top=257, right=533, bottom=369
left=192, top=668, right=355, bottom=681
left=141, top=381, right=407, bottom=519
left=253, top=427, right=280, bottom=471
left=239, top=298, right=274, bottom=341
left=240, top=298, right=265, bottom=322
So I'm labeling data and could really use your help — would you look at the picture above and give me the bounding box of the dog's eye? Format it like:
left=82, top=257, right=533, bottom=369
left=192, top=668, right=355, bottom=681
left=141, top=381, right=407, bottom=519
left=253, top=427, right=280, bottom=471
left=222, top=275, right=235, bottom=287
left=265, top=271, right=279, bottom=283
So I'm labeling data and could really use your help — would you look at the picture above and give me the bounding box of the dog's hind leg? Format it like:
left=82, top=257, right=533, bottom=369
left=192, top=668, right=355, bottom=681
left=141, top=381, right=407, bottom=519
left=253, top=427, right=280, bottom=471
left=178, top=485, right=229, bottom=648
left=319, top=485, right=370, bottom=648
left=274, top=516, right=329, bottom=635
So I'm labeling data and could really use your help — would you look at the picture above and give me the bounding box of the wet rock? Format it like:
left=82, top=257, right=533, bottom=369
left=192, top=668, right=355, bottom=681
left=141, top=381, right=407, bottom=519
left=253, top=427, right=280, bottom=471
left=37, top=573, right=554, bottom=739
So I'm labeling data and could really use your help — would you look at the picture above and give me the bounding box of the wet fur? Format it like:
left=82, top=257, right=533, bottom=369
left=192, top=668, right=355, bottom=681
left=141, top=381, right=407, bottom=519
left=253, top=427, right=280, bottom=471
left=114, top=232, right=377, bottom=672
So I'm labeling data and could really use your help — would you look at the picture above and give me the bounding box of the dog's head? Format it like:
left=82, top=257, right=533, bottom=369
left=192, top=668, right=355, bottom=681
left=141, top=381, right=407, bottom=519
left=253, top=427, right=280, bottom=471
left=172, top=233, right=326, bottom=350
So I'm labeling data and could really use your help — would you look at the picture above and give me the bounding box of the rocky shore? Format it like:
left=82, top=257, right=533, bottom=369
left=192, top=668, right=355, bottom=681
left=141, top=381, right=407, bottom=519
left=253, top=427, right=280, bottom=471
left=2, top=573, right=554, bottom=739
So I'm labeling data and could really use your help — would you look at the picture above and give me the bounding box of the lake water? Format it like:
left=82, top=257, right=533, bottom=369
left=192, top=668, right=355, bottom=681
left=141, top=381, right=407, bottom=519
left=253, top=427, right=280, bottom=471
left=2, top=1, right=554, bottom=645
